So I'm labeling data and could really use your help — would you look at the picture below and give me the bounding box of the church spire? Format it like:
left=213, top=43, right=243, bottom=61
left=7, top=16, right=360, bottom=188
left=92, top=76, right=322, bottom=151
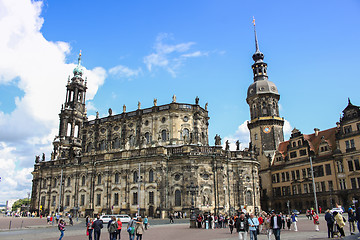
left=253, top=17, right=260, bottom=53
left=252, top=17, right=264, bottom=64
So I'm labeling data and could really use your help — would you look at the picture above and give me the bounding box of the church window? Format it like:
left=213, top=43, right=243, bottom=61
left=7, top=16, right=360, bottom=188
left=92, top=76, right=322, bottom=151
left=161, top=130, right=167, bottom=141
left=115, top=173, right=120, bottom=184
left=114, top=193, right=119, bottom=206
left=96, top=194, right=101, bottom=206
left=81, top=176, right=86, bottom=186
left=149, top=192, right=154, bottom=204
left=161, top=117, right=166, bottom=123
left=175, top=190, right=181, bottom=206
left=53, top=178, right=57, bottom=188
left=145, top=132, right=150, bottom=144
left=133, top=192, right=138, bottom=205
left=67, top=123, right=72, bottom=136
left=149, top=169, right=154, bottom=182
left=65, top=195, right=70, bottom=206
left=67, top=177, right=71, bottom=187
left=182, top=128, right=190, bottom=139
left=74, top=125, right=79, bottom=138
left=246, top=191, right=253, bottom=205
left=175, top=174, right=180, bottom=181
left=133, top=171, right=138, bottom=183
left=254, top=134, right=258, bottom=140
left=87, top=142, right=92, bottom=152
left=97, top=174, right=101, bottom=185
left=80, top=195, right=85, bottom=206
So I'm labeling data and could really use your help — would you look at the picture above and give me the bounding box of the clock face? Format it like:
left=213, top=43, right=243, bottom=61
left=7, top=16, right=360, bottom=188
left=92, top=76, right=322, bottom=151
left=263, top=126, right=271, bottom=133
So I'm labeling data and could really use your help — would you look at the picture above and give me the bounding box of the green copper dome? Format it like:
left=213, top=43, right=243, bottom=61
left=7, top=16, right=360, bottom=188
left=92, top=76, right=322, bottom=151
left=73, top=51, right=83, bottom=77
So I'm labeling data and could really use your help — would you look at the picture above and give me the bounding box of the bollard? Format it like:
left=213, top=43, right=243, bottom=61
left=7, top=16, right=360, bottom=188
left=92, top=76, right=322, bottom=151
left=20, top=220, right=23, bottom=229
left=9, top=220, right=11, bottom=230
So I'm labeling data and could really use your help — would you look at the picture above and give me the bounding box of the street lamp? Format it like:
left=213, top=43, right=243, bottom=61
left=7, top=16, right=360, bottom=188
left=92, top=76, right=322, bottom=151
left=309, top=150, right=319, bottom=215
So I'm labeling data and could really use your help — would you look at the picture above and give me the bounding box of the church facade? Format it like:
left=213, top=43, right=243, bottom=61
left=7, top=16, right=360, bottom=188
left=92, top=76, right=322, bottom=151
left=31, top=53, right=261, bottom=217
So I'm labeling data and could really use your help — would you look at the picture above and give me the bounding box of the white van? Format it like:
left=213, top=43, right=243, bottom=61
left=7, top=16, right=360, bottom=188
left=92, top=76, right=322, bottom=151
left=100, top=214, right=131, bottom=224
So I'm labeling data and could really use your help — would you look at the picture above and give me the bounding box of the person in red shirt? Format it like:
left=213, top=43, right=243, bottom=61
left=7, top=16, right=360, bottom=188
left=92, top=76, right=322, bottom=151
left=313, top=213, right=320, bottom=231
left=116, top=218, right=122, bottom=240
left=258, top=215, right=264, bottom=234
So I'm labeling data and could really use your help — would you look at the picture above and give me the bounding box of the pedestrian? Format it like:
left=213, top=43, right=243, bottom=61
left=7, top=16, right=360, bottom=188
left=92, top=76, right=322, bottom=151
left=169, top=213, right=174, bottom=224
left=258, top=214, right=263, bottom=234
left=248, top=213, right=259, bottom=240
left=348, top=208, right=356, bottom=235
left=334, top=211, right=345, bottom=237
left=127, top=217, right=136, bottom=240
left=280, top=213, right=285, bottom=230
left=235, top=213, right=249, bottom=240
left=229, top=216, right=234, bottom=234
left=47, top=214, right=50, bottom=224
left=92, top=215, right=104, bottom=240
left=264, top=213, right=272, bottom=240
left=134, top=217, right=145, bottom=240
left=56, top=212, right=60, bottom=224
left=108, top=216, right=118, bottom=240
left=270, top=210, right=282, bottom=240
left=324, top=209, right=334, bottom=238
left=286, top=215, right=291, bottom=230
left=197, top=214, right=202, bottom=228
left=143, top=216, right=148, bottom=230
left=211, top=214, right=215, bottom=229
left=68, top=213, right=73, bottom=226
left=87, top=218, right=94, bottom=240
left=117, top=217, right=122, bottom=240
left=313, top=213, right=320, bottom=231
left=290, top=213, right=298, bottom=232
left=58, top=219, right=66, bottom=240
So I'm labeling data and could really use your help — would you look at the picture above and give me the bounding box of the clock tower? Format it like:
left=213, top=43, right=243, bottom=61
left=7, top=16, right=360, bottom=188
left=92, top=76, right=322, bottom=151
left=246, top=20, right=284, bottom=209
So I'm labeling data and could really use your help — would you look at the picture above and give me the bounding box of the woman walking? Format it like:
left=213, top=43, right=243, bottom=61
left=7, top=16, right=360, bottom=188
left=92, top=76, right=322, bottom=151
left=87, top=218, right=94, bottom=240
left=229, top=216, right=234, bottom=234
left=117, top=217, right=123, bottom=240
left=58, top=219, right=66, bottom=240
left=334, top=211, right=345, bottom=237
left=348, top=208, right=356, bottom=235
left=135, top=217, right=145, bottom=240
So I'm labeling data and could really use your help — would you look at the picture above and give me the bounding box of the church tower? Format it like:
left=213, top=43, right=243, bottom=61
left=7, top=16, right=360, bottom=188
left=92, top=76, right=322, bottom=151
left=246, top=21, right=284, bottom=169
left=52, top=52, right=87, bottom=160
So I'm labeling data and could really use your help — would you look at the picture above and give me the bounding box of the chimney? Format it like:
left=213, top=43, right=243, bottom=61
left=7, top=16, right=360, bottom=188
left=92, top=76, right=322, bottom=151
left=314, top=128, right=320, bottom=136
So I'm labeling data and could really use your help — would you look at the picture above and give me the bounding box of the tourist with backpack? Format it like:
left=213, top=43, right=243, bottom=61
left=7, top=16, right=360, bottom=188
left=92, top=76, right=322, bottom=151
left=108, top=216, right=118, bottom=240
left=127, top=217, right=136, bottom=240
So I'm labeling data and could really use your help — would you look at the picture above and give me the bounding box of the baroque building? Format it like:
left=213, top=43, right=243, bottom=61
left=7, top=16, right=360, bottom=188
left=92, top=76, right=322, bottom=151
left=268, top=99, right=360, bottom=212
left=31, top=52, right=261, bottom=217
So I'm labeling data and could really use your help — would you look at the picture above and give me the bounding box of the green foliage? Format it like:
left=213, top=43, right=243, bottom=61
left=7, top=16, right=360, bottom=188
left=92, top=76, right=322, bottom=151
left=11, top=198, right=31, bottom=211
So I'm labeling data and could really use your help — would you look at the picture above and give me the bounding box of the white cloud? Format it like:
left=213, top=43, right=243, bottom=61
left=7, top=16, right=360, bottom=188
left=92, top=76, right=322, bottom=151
left=0, top=0, right=106, bottom=203
left=109, top=65, right=142, bottom=79
left=143, top=33, right=207, bottom=77
left=223, top=119, right=292, bottom=151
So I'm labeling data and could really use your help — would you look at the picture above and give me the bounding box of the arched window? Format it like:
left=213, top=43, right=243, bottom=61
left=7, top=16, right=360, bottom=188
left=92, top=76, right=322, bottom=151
left=246, top=191, right=253, bottom=205
left=97, top=174, right=101, bottom=185
left=292, top=142, right=296, bottom=147
left=133, top=171, right=138, bottom=183
left=145, top=132, right=150, bottom=144
left=100, top=140, right=106, bottom=150
left=113, top=137, right=120, bottom=149
left=74, top=125, right=79, bottom=138
left=67, top=123, right=72, bottom=136
left=161, top=130, right=167, bottom=141
left=175, top=190, right=181, bottom=206
left=149, top=169, right=154, bottom=182
left=81, top=176, right=86, bottom=186
left=115, top=173, right=119, bottom=184
left=53, top=178, right=57, bottom=188
left=297, top=140, right=301, bottom=146
left=67, top=177, right=71, bottom=187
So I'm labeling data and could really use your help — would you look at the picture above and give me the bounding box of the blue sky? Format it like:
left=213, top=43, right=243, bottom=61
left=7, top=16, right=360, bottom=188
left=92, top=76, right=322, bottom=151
left=0, top=0, right=359, bottom=203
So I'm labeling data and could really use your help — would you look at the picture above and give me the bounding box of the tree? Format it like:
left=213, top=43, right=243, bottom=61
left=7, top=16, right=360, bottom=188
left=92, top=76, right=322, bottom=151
left=11, top=198, right=31, bottom=212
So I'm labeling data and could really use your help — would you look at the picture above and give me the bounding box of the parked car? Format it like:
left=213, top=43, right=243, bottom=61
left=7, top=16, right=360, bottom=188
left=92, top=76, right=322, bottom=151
left=291, top=209, right=300, bottom=215
left=330, top=207, right=344, bottom=214
left=100, top=214, right=131, bottom=224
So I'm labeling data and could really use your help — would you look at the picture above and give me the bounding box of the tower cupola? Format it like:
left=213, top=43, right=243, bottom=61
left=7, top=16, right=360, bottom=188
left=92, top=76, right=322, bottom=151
left=73, top=51, right=84, bottom=77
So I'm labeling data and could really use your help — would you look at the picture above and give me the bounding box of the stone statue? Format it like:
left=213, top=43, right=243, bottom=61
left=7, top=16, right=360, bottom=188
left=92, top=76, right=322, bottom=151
left=195, top=96, right=199, bottom=105
left=96, top=111, right=99, bottom=119
left=61, top=104, right=64, bottom=110
left=154, top=98, right=157, bottom=106
left=42, top=153, right=45, bottom=161
left=138, top=101, right=141, bottom=110
left=225, top=140, right=230, bottom=151
left=236, top=140, right=240, bottom=150
left=108, top=108, right=112, bottom=116
left=214, top=134, right=221, bottom=146
left=205, top=102, right=208, bottom=111
left=172, top=94, right=176, bottom=103
left=35, top=155, right=40, bottom=163
left=123, top=104, right=126, bottom=113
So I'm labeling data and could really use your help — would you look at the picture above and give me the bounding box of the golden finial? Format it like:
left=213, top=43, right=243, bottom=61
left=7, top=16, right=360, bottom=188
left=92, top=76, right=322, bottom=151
left=252, top=16, right=256, bottom=26
left=79, top=50, right=82, bottom=56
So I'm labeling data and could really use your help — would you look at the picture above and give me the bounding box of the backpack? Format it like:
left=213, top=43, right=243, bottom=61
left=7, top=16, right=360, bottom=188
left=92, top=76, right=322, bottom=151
left=109, top=221, right=117, bottom=233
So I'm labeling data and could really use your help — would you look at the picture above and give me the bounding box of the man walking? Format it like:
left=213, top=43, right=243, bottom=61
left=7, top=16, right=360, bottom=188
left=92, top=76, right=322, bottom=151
left=356, top=204, right=360, bottom=232
left=270, top=211, right=282, bottom=240
left=235, top=213, right=249, bottom=240
left=92, top=215, right=103, bottom=240
left=248, top=213, right=259, bottom=240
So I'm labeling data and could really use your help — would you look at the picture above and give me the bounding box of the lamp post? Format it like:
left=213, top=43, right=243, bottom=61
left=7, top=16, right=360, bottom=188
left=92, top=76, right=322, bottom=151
left=187, top=182, right=198, bottom=228
left=309, top=151, right=319, bottom=215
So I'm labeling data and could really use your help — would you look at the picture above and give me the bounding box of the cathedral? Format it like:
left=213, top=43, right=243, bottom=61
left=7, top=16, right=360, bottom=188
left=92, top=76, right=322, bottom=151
left=30, top=41, right=266, bottom=217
